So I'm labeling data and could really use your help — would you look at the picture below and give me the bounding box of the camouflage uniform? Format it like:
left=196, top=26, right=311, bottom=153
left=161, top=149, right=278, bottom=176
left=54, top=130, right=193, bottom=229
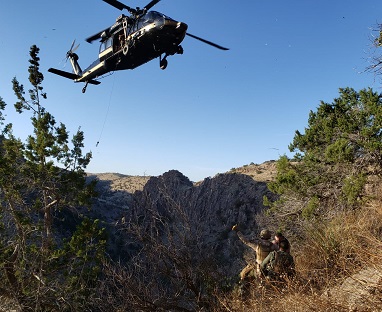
left=236, top=229, right=275, bottom=279
left=260, top=250, right=295, bottom=281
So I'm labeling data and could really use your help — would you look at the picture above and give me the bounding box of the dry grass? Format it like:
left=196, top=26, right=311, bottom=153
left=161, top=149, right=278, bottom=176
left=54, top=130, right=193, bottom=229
left=88, top=164, right=382, bottom=311
left=0, top=295, right=20, bottom=312
left=218, top=186, right=382, bottom=312
left=3, top=165, right=381, bottom=311
left=89, top=172, right=150, bottom=193
left=229, top=161, right=278, bottom=183
left=216, top=280, right=348, bottom=312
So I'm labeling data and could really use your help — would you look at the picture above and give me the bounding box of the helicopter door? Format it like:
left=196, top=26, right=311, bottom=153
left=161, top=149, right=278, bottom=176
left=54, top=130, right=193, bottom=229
left=99, top=37, right=113, bottom=61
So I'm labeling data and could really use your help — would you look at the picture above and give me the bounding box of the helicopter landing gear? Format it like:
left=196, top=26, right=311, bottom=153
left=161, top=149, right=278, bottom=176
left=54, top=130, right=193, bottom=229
left=82, top=81, right=89, bottom=93
left=159, top=45, right=183, bottom=70
left=160, top=58, right=168, bottom=70
left=160, top=54, right=168, bottom=70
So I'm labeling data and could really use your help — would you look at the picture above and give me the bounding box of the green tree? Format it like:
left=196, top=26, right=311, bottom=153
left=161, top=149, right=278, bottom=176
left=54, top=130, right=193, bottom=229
left=290, top=88, right=382, bottom=168
left=0, top=45, right=103, bottom=311
left=268, top=88, right=382, bottom=219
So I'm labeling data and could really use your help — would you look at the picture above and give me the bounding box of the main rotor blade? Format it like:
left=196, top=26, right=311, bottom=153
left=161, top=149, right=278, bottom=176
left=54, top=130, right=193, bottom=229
left=86, top=32, right=102, bottom=43
left=86, top=27, right=109, bottom=43
left=144, top=0, right=160, bottom=12
left=186, top=33, right=229, bottom=50
left=102, top=0, right=136, bottom=14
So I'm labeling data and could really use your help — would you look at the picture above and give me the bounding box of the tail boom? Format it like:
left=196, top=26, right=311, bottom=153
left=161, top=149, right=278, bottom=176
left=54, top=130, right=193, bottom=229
left=48, top=68, right=101, bottom=85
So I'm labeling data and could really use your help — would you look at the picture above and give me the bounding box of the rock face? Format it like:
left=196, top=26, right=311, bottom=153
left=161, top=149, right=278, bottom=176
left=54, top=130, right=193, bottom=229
left=88, top=166, right=277, bottom=276
left=130, top=170, right=277, bottom=275
left=88, top=166, right=277, bottom=226
left=132, top=169, right=273, bottom=231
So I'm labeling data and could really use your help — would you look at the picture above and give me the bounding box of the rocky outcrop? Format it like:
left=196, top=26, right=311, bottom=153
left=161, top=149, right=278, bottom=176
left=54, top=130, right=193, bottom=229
left=85, top=167, right=277, bottom=275
left=130, top=170, right=276, bottom=236
left=98, top=169, right=274, bottom=275
left=324, top=267, right=382, bottom=311
left=133, top=169, right=274, bottom=220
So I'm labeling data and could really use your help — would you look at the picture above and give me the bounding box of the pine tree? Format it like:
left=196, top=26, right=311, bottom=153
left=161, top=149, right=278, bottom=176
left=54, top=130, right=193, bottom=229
left=0, top=45, right=104, bottom=311
left=267, top=88, right=382, bottom=219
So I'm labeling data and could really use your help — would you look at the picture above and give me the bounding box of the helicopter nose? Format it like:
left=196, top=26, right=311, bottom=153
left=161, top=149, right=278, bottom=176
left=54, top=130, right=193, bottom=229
left=165, top=18, right=187, bottom=32
left=176, top=22, right=188, bottom=32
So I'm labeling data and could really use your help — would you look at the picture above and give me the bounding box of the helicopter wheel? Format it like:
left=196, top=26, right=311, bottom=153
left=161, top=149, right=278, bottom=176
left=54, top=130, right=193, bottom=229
left=160, top=58, right=168, bottom=70
left=123, top=44, right=129, bottom=56
left=82, top=81, right=89, bottom=93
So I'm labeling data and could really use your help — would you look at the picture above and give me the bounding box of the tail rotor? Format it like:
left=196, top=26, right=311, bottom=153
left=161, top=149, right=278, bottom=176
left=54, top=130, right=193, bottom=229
left=66, top=39, right=80, bottom=61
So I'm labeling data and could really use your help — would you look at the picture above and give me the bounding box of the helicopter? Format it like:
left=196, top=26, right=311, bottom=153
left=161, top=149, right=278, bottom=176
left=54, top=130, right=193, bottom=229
left=48, top=0, right=229, bottom=93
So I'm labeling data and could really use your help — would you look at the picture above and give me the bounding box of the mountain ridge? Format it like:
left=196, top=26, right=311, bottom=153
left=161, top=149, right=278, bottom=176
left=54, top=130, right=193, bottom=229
left=87, top=160, right=278, bottom=194
left=84, top=161, right=279, bottom=278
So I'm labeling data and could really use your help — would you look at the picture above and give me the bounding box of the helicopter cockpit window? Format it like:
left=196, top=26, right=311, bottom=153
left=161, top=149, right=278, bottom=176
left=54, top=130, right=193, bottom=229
left=139, top=11, right=164, bottom=28
left=100, top=37, right=113, bottom=53
left=161, top=13, right=175, bottom=21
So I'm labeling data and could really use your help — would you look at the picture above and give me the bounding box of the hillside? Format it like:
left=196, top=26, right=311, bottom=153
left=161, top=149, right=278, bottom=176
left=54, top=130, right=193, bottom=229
left=86, top=160, right=382, bottom=312
left=87, top=172, right=150, bottom=193
left=85, top=160, right=279, bottom=231
left=2, top=159, right=382, bottom=311
left=86, top=163, right=279, bottom=268
left=85, top=161, right=278, bottom=224
left=227, top=160, right=278, bottom=183
left=88, top=160, right=278, bottom=193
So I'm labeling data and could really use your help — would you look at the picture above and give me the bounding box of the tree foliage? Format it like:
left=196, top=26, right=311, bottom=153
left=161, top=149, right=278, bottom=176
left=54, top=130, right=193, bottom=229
left=268, top=88, right=382, bottom=220
left=0, top=45, right=103, bottom=311
left=290, top=88, right=382, bottom=168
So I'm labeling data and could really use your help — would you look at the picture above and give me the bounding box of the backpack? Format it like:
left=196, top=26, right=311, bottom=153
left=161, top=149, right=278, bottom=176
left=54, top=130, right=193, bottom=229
left=255, top=240, right=273, bottom=264
left=267, top=250, right=294, bottom=277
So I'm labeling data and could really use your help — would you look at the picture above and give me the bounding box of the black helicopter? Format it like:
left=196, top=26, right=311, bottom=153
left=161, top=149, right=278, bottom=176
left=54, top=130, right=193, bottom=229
left=48, top=0, right=229, bottom=93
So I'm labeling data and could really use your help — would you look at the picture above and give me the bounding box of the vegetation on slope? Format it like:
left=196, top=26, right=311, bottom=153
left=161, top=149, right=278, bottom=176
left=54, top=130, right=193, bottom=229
left=249, top=88, right=382, bottom=311
left=1, top=39, right=382, bottom=311
left=0, top=46, right=104, bottom=311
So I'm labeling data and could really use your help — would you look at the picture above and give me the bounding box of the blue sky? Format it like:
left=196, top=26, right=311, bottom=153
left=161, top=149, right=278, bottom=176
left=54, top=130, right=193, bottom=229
left=1, top=0, right=382, bottom=181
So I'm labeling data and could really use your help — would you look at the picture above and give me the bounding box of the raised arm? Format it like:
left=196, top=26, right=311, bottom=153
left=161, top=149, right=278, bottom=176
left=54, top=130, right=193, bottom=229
left=236, top=231, right=259, bottom=250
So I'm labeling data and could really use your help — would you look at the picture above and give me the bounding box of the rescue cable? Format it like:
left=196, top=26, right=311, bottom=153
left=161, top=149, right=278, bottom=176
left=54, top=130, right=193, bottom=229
left=96, top=73, right=116, bottom=147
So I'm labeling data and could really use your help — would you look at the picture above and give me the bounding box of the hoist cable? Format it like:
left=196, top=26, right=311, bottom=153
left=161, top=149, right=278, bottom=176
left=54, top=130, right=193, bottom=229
left=96, top=73, right=116, bottom=147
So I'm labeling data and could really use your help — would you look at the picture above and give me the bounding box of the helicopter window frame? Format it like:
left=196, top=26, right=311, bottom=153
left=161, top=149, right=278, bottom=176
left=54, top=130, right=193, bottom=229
left=100, top=37, right=113, bottom=54
left=137, top=11, right=165, bottom=30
